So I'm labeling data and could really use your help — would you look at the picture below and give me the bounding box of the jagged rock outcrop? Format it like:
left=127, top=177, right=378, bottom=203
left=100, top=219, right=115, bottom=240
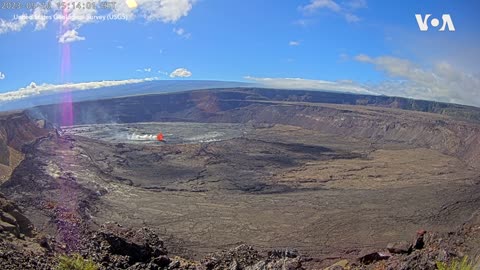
left=0, top=192, right=54, bottom=270
left=79, top=223, right=169, bottom=269
left=0, top=112, right=48, bottom=182
left=318, top=216, right=480, bottom=270
left=0, top=193, right=34, bottom=238
left=202, top=245, right=303, bottom=270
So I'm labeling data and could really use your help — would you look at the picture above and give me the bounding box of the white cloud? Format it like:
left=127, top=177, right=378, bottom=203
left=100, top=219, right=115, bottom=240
left=116, top=45, right=124, bottom=49
left=355, top=54, right=436, bottom=84
left=0, top=0, right=197, bottom=36
left=244, top=76, right=375, bottom=94
left=302, top=0, right=341, bottom=13
left=170, top=68, right=192, bottom=78
left=142, top=0, right=196, bottom=22
left=108, top=1, right=137, bottom=22
left=137, top=68, right=152, bottom=72
left=2, top=7, right=50, bottom=33
left=354, top=54, right=371, bottom=62
left=33, top=7, right=49, bottom=30
left=344, top=13, right=360, bottom=23
left=0, top=7, right=50, bottom=34
left=289, top=41, right=300, bottom=46
left=0, top=77, right=159, bottom=102
left=173, top=27, right=191, bottom=38
left=0, top=14, right=29, bottom=34
left=300, top=0, right=365, bottom=23
left=0, top=72, right=5, bottom=80
left=110, top=0, right=195, bottom=23
left=244, top=53, right=480, bottom=107
left=355, top=54, right=480, bottom=107
left=58, top=29, right=85, bottom=43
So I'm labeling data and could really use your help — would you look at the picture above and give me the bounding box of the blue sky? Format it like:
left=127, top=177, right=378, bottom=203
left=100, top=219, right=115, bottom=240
left=0, top=0, right=479, bottom=106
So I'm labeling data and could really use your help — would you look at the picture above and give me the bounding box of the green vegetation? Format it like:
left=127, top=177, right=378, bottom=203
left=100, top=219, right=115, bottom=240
left=56, top=254, right=98, bottom=270
left=436, top=256, right=479, bottom=270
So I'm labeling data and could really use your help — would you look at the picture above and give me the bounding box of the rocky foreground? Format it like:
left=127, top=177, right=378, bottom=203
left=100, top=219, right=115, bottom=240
left=1, top=190, right=480, bottom=269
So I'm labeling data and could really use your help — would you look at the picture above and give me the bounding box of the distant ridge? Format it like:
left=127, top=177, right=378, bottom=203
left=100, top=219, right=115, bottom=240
left=3, top=81, right=480, bottom=123
left=0, top=80, right=252, bottom=112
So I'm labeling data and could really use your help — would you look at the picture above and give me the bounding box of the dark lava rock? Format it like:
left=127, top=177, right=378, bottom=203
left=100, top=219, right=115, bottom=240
left=387, top=241, right=412, bottom=254
left=203, top=245, right=262, bottom=270
left=152, top=255, right=171, bottom=268
left=0, top=193, right=34, bottom=238
left=38, top=236, right=52, bottom=251
left=268, top=248, right=299, bottom=259
left=413, top=230, right=426, bottom=250
left=99, top=232, right=154, bottom=263
left=203, top=245, right=304, bottom=270
left=168, top=260, right=181, bottom=269
left=353, top=226, right=480, bottom=270
left=357, top=250, right=391, bottom=265
left=81, top=223, right=168, bottom=269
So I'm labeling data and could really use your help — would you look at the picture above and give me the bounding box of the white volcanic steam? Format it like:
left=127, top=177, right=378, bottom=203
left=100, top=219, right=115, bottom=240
left=128, top=133, right=158, bottom=141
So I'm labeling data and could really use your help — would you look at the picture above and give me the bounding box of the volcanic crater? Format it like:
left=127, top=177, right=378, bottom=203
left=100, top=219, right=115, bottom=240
left=1, top=88, right=480, bottom=268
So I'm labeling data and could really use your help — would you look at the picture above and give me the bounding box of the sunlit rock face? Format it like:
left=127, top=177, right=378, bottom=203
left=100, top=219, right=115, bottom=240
left=0, top=112, right=49, bottom=182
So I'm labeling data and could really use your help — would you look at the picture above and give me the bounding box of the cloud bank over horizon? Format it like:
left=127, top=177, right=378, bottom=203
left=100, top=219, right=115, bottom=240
left=245, top=76, right=376, bottom=95
left=0, top=77, right=158, bottom=102
left=354, top=54, right=480, bottom=107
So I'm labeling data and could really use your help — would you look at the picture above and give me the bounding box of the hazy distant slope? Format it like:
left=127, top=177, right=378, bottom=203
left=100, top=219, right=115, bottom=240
left=0, top=80, right=252, bottom=112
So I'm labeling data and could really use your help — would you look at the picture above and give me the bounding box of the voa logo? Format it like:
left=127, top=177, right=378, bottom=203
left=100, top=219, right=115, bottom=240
left=415, top=14, right=456, bottom=32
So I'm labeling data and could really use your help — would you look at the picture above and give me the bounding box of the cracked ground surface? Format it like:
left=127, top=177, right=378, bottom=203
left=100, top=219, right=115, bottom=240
left=2, top=123, right=480, bottom=262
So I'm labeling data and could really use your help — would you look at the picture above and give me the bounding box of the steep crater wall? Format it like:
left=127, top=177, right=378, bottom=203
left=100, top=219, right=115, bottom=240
left=0, top=112, right=49, bottom=181
left=31, top=89, right=480, bottom=169
left=229, top=104, right=480, bottom=169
